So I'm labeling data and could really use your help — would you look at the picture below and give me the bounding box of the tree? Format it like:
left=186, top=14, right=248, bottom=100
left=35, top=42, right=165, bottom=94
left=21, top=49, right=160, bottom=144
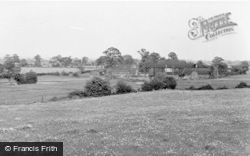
left=81, top=57, right=89, bottom=65
left=0, top=63, right=4, bottom=73
left=196, top=60, right=208, bottom=68
left=20, top=59, right=28, bottom=67
left=103, top=47, right=123, bottom=68
left=3, top=54, right=21, bottom=80
left=122, top=55, right=135, bottom=65
left=96, top=56, right=107, bottom=66
left=212, top=56, right=227, bottom=77
left=168, top=52, right=178, bottom=60
left=34, top=55, right=42, bottom=67
left=60, top=57, right=72, bottom=67
left=72, top=58, right=82, bottom=67
left=212, top=56, right=224, bottom=65
left=138, top=49, right=165, bottom=74
left=49, top=55, right=62, bottom=67
left=241, top=61, right=249, bottom=74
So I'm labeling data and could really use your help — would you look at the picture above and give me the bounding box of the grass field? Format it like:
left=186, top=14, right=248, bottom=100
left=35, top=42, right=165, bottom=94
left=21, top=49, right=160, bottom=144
left=0, top=88, right=250, bottom=155
left=0, top=73, right=250, bottom=105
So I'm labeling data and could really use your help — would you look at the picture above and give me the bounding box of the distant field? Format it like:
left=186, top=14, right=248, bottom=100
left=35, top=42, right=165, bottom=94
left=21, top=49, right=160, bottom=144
left=0, top=73, right=250, bottom=105
left=0, top=89, right=249, bottom=155
left=21, top=67, right=80, bottom=74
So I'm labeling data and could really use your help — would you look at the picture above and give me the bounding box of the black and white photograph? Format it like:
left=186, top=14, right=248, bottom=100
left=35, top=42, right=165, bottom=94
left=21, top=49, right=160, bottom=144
left=0, top=0, right=250, bottom=155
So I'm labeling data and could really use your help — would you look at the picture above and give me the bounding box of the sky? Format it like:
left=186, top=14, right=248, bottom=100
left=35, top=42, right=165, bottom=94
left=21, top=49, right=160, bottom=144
left=0, top=1, right=249, bottom=61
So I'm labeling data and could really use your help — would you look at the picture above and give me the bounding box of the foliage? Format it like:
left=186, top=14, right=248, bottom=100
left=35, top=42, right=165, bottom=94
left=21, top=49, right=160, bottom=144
left=231, top=61, right=249, bottom=75
left=235, top=82, right=249, bottom=88
left=72, top=72, right=80, bottom=77
left=14, top=71, right=38, bottom=84
left=197, top=84, right=214, bottom=90
left=217, top=86, right=228, bottom=90
left=186, top=84, right=214, bottom=90
left=168, top=52, right=178, bottom=60
left=34, top=54, right=42, bottom=67
left=61, top=71, right=69, bottom=76
left=84, top=77, right=111, bottom=97
left=49, top=55, right=72, bottom=67
left=115, top=81, right=135, bottom=94
left=141, top=73, right=177, bottom=91
left=103, top=47, right=123, bottom=68
left=138, top=49, right=166, bottom=74
left=141, top=81, right=154, bottom=91
left=68, top=90, right=87, bottom=98
left=3, top=54, right=21, bottom=75
left=122, top=55, right=135, bottom=65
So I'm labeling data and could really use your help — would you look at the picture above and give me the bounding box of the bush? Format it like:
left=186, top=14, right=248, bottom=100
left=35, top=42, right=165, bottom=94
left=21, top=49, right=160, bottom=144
left=25, top=71, right=38, bottom=84
left=72, top=72, right=80, bottom=77
left=14, top=71, right=38, bottom=84
left=141, top=73, right=177, bottom=91
left=197, top=84, right=213, bottom=90
left=84, top=77, right=111, bottom=97
left=217, top=86, right=228, bottom=90
left=61, top=71, right=69, bottom=76
left=235, top=82, right=249, bottom=88
left=141, top=81, right=154, bottom=91
left=154, top=73, right=177, bottom=89
left=186, top=84, right=214, bottom=90
left=68, top=90, right=87, bottom=98
left=115, top=81, right=135, bottom=94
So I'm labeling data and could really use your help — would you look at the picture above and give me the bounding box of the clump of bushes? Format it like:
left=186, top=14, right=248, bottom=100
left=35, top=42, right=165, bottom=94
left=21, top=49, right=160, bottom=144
left=115, top=81, right=135, bottom=94
left=68, top=90, right=86, bottom=98
left=217, top=86, right=228, bottom=90
left=61, top=71, right=69, bottom=76
left=72, top=72, right=80, bottom=77
left=186, top=84, right=214, bottom=90
left=235, top=82, right=250, bottom=88
left=141, top=73, right=177, bottom=91
left=14, top=71, right=38, bottom=84
left=197, top=84, right=214, bottom=90
left=84, top=77, right=111, bottom=97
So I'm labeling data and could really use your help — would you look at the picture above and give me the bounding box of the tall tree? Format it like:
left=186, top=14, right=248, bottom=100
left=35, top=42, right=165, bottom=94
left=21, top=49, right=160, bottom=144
left=122, top=55, right=135, bottom=65
left=81, top=57, right=89, bottom=65
left=20, top=59, right=28, bottom=67
left=103, top=47, right=123, bottom=68
left=34, top=54, right=42, bottom=67
left=168, top=52, right=178, bottom=60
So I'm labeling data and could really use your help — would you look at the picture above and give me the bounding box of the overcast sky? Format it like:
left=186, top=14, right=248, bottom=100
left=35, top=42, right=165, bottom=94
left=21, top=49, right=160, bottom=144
left=0, top=1, right=249, bottom=61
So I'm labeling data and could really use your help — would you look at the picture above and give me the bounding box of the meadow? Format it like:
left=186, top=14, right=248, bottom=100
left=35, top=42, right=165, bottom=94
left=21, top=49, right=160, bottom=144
left=0, top=86, right=250, bottom=155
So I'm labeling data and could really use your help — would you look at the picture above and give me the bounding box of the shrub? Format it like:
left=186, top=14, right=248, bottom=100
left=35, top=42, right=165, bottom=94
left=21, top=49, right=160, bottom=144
left=141, top=81, right=153, bottom=91
left=235, top=82, right=249, bottom=88
left=72, top=72, right=80, bottom=77
left=217, top=86, right=228, bottom=90
left=14, top=71, right=38, bottom=84
left=197, top=84, right=213, bottom=90
left=25, top=71, right=38, bottom=84
left=186, top=85, right=196, bottom=90
left=68, top=90, right=86, bottom=98
left=141, top=74, right=177, bottom=91
left=61, top=71, right=69, bottom=76
left=84, top=77, right=111, bottom=97
left=154, top=73, right=177, bottom=89
left=115, top=81, right=135, bottom=94
left=186, top=84, right=213, bottom=90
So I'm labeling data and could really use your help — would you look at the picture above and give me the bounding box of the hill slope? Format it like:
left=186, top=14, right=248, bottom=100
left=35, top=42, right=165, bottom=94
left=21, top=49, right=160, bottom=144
left=0, top=89, right=250, bottom=155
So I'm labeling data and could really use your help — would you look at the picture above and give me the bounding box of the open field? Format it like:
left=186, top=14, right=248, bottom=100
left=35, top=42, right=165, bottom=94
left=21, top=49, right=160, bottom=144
left=1, top=73, right=250, bottom=105
left=0, top=88, right=250, bottom=155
